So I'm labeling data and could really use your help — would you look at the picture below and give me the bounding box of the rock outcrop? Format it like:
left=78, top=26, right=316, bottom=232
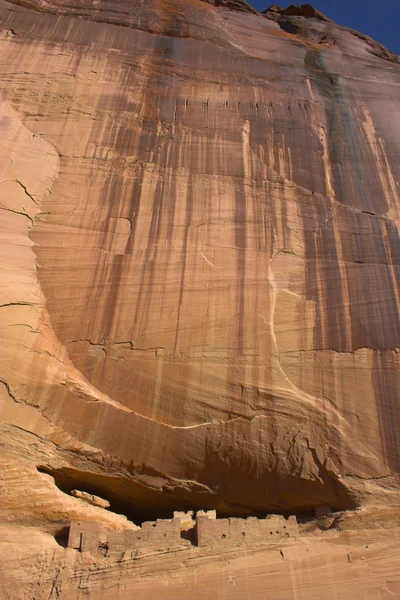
left=0, top=0, right=399, bottom=597
left=203, top=0, right=258, bottom=13
left=264, top=3, right=333, bottom=22
left=70, top=490, right=111, bottom=509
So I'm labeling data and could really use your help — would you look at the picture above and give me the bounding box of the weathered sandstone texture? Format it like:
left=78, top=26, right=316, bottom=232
left=70, top=490, right=111, bottom=509
left=0, top=0, right=399, bottom=597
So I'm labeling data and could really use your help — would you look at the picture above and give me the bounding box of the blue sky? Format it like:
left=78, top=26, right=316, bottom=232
left=249, top=1, right=400, bottom=54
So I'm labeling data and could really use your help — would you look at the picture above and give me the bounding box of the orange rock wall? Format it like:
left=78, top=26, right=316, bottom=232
left=0, top=0, right=399, bottom=597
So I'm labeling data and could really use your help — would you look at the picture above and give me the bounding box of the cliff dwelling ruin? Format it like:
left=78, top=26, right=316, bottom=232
left=1, top=0, right=399, bottom=596
left=67, top=511, right=300, bottom=558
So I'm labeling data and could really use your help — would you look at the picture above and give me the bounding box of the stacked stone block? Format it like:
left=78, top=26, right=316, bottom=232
left=67, top=513, right=299, bottom=556
left=195, top=515, right=298, bottom=547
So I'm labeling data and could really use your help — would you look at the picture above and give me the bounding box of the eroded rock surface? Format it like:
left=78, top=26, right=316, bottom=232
left=264, top=3, right=333, bottom=22
left=0, top=0, right=399, bottom=597
left=70, top=490, right=111, bottom=509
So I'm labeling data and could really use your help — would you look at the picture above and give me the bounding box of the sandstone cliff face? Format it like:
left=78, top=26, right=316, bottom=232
left=0, top=1, right=399, bottom=597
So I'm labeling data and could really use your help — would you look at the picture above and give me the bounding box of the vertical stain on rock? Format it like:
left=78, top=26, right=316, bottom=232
left=1, top=5, right=400, bottom=595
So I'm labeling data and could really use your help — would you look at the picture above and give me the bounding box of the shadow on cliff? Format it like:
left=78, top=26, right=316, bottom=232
left=37, top=460, right=359, bottom=525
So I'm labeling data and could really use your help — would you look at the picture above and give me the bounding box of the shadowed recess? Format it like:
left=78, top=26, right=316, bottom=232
left=37, top=464, right=359, bottom=523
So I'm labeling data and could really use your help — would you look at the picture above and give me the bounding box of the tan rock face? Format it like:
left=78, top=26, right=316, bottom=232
left=70, top=490, right=111, bottom=509
left=0, top=0, right=399, bottom=596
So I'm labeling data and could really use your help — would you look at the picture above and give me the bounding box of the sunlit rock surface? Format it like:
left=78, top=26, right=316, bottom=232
left=0, top=0, right=399, bottom=597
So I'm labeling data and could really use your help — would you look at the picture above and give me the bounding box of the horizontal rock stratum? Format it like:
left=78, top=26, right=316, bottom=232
left=0, top=0, right=399, bottom=598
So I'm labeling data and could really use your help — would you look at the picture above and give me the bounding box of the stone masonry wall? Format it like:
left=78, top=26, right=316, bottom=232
left=68, top=518, right=190, bottom=557
left=68, top=514, right=299, bottom=556
left=196, top=515, right=298, bottom=547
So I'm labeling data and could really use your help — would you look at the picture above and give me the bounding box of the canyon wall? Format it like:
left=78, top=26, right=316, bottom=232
left=0, top=1, right=399, bottom=597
